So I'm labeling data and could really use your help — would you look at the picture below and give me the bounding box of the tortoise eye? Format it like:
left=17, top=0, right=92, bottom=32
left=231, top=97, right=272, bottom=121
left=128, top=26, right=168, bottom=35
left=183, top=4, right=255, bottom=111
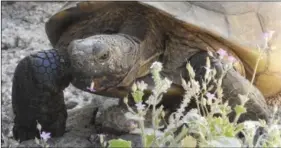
left=92, top=42, right=111, bottom=62
left=98, top=50, right=110, bottom=61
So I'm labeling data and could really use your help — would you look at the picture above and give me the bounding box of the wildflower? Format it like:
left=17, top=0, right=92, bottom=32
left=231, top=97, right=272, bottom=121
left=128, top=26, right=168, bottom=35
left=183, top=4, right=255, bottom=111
left=135, top=102, right=146, bottom=111
left=206, top=92, right=215, bottom=105
left=136, top=81, right=148, bottom=91
left=40, top=131, right=51, bottom=141
left=217, top=48, right=228, bottom=58
left=228, top=56, right=237, bottom=63
left=150, top=61, right=163, bottom=72
left=263, top=30, right=275, bottom=41
left=87, top=81, right=96, bottom=92
left=87, top=87, right=96, bottom=92
left=206, top=92, right=215, bottom=100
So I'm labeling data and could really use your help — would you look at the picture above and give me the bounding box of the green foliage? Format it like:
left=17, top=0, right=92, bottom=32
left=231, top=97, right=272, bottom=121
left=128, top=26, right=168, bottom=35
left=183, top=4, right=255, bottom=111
left=108, top=139, right=132, bottom=148
left=106, top=53, right=281, bottom=148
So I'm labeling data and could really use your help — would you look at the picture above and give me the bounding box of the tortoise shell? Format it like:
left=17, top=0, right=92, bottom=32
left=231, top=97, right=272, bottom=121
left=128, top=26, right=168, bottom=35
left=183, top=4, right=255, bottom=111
left=45, top=2, right=281, bottom=104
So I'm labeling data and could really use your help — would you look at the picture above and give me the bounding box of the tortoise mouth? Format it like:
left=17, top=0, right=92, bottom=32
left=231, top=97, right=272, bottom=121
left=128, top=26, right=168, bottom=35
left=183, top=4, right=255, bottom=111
left=71, top=72, right=125, bottom=93
left=89, top=74, right=126, bottom=92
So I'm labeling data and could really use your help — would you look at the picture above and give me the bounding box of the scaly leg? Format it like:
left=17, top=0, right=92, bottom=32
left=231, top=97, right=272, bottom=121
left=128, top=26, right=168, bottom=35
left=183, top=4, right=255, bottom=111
left=12, top=49, right=72, bottom=142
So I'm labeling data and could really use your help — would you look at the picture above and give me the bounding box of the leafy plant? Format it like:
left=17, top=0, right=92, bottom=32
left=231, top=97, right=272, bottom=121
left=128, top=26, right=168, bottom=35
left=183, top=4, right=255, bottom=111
left=105, top=47, right=280, bottom=147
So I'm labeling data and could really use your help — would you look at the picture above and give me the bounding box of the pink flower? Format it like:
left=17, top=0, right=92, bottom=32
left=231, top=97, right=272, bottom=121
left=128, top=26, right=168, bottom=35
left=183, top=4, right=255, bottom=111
left=206, top=93, right=215, bottom=105
left=216, top=48, right=228, bottom=58
left=87, top=81, right=96, bottom=92
left=87, top=87, right=96, bottom=92
left=206, top=93, right=215, bottom=100
left=40, top=131, right=51, bottom=141
left=135, top=102, right=146, bottom=111
left=228, top=56, right=237, bottom=63
left=263, top=31, right=275, bottom=40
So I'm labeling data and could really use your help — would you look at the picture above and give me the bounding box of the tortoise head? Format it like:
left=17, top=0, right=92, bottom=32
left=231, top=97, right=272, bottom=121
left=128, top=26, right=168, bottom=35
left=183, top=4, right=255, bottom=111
left=46, top=2, right=164, bottom=97
left=67, top=34, right=142, bottom=95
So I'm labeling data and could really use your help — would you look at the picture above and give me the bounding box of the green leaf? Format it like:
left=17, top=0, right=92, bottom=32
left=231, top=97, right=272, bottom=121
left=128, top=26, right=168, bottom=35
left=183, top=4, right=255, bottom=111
left=145, top=134, right=155, bottom=147
left=234, top=105, right=247, bottom=114
left=132, top=91, right=144, bottom=103
left=108, top=139, right=132, bottom=148
left=224, top=125, right=235, bottom=137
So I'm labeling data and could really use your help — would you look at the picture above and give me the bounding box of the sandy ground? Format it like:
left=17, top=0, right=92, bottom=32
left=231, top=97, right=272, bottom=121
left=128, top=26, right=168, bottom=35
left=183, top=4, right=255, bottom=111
left=1, top=2, right=122, bottom=147
left=1, top=1, right=280, bottom=147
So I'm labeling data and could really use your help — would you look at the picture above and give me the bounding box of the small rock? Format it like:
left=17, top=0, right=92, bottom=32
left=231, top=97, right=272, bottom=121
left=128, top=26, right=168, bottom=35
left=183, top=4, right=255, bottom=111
left=66, top=101, right=78, bottom=110
left=83, top=98, right=89, bottom=102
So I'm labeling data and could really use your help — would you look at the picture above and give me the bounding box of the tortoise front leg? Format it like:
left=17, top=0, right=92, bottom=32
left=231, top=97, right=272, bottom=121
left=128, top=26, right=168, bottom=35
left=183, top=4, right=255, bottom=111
left=12, top=49, right=72, bottom=142
left=188, top=51, right=270, bottom=122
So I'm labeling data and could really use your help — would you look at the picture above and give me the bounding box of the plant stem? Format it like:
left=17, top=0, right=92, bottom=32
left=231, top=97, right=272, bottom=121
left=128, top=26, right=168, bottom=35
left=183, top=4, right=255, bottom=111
left=139, top=118, right=147, bottom=147
left=246, top=49, right=263, bottom=97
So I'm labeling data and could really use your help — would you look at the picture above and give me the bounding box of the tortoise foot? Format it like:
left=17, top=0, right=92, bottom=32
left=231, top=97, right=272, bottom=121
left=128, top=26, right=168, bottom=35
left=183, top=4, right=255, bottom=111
left=12, top=49, right=71, bottom=142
